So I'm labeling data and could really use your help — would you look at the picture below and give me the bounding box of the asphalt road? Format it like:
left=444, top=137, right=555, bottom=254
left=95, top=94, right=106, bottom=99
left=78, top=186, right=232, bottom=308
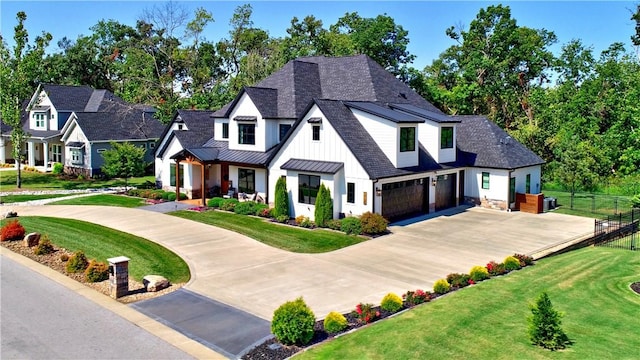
left=0, top=255, right=195, bottom=360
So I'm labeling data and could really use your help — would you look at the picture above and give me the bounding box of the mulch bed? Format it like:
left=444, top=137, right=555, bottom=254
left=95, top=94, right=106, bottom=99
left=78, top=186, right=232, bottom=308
left=631, top=282, right=640, bottom=295
left=1, top=239, right=183, bottom=303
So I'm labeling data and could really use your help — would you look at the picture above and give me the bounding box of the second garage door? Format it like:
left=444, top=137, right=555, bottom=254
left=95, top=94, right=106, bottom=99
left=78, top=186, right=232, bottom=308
left=382, top=178, right=428, bottom=221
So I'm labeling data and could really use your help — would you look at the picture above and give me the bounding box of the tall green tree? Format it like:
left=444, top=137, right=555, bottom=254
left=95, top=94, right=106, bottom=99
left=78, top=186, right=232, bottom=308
left=528, top=292, right=571, bottom=350
left=274, top=176, right=289, bottom=218
left=314, top=183, right=333, bottom=227
left=101, top=142, right=146, bottom=190
left=0, top=12, right=51, bottom=188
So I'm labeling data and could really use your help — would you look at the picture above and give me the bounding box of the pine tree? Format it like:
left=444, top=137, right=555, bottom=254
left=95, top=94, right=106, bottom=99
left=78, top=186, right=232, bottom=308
left=528, top=292, right=571, bottom=350
left=314, top=183, right=333, bottom=227
left=274, top=177, right=289, bottom=218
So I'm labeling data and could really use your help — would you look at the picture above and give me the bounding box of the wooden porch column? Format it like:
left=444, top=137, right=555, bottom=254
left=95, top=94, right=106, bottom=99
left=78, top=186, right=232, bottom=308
left=175, top=161, right=180, bottom=201
left=201, top=162, right=206, bottom=206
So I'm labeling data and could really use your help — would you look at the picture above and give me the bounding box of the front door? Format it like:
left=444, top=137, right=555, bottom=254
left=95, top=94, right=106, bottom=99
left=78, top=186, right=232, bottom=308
left=221, top=163, right=229, bottom=194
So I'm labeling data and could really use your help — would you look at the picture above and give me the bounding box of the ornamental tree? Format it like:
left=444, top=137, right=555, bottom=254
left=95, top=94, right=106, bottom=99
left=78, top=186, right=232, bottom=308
left=528, top=292, right=571, bottom=350
left=314, top=183, right=333, bottom=227
left=274, top=176, right=289, bottom=218
left=101, top=141, right=146, bottom=190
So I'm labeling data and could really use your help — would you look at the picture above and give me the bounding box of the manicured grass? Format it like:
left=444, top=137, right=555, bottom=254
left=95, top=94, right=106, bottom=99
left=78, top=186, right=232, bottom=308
left=0, top=170, right=155, bottom=191
left=0, top=193, right=73, bottom=204
left=543, top=190, right=633, bottom=218
left=48, top=194, right=147, bottom=207
left=172, top=210, right=367, bottom=253
left=2, top=216, right=190, bottom=283
left=298, top=247, right=640, bottom=359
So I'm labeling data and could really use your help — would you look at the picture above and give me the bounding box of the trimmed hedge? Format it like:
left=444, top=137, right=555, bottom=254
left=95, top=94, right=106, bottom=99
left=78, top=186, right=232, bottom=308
left=271, top=297, right=316, bottom=346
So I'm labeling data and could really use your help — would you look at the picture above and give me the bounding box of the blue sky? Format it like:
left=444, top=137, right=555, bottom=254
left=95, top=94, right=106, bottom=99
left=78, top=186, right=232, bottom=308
left=1, top=1, right=638, bottom=70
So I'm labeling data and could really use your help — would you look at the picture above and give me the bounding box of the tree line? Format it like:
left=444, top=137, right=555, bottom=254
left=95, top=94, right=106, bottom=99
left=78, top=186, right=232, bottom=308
left=2, top=4, right=639, bottom=194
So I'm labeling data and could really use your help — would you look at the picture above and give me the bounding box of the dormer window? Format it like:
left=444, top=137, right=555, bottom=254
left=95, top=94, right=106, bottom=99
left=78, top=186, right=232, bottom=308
left=400, top=127, right=415, bottom=152
left=238, top=123, right=255, bottom=145
left=312, top=125, right=320, bottom=141
left=177, top=124, right=184, bottom=130
left=222, top=123, right=229, bottom=139
left=34, top=113, right=46, bottom=128
left=441, top=127, right=454, bottom=149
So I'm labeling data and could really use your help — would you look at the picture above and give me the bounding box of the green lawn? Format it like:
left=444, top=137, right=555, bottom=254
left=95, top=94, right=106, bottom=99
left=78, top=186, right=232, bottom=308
left=0, top=170, right=155, bottom=191
left=48, top=194, right=147, bottom=207
left=172, top=210, right=367, bottom=253
left=543, top=190, right=633, bottom=218
left=2, top=216, right=190, bottom=283
left=298, top=247, right=640, bottom=360
left=0, top=193, right=73, bottom=204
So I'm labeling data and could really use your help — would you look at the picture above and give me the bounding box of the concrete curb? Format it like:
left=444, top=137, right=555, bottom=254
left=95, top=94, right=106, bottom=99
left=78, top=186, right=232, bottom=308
left=0, top=247, right=228, bottom=360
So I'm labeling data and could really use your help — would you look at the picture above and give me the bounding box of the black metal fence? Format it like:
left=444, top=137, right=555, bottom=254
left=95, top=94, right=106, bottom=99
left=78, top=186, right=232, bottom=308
left=553, top=192, right=634, bottom=215
left=593, top=209, right=639, bottom=251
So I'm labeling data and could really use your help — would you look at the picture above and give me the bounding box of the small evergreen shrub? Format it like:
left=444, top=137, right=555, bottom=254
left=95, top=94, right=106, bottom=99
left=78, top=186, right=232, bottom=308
left=380, top=292, right=403, bottom=313
left=486, top=261, right=507, bottom=276
left=66, top=251, right=89, bottom=273
left=253, top=203, right=269, bottom=216
left=271, top=297, right=316, bottom=346
left=514, top=253, right=534, bottom=266
left=84, top=260, right=109, bottom=282
left=469, top=265, right=490, bottom=282
left=235, top=201, right=258, bottom=215
left=446, top=273, right=471, bottom=288
left=220, top=198, right=239, bottom=211
left=359, top=212, right=388, bottom=234
left=161, top=191, right=172, bottom=200
left=341, top=217, right=362, bottom=235
left=167, top=193, right=177, bottom=201
left=1, top=220, right=25, bottom=241
left=314, top=184, right=333, bottom=227
left=178, top=193, right=188, bottom=200
left=52, top=162, right=63, bottom=175
left=504, top=255, right=522, bottom=271
left=276, top=215, right=289, bottom=223
left=33, top=235, right=54, bottom=255
left=299, top=217, right=314, bottom=228
left=323, top=311, right=348, bottom=333
left=433, top=279, right=451, bottom=295
left=403, top=289, right=431, bottom=306
left=207, top=197, right=224, bottom=208
left=258, top=207, right=273, bottom=218
left=528, top=292, right=571, bottom=350
left=326, top=219, right=342, bottom=231
left=354, top=303, right=379, bottom=324
left=274, top=177, right=290, bottom=218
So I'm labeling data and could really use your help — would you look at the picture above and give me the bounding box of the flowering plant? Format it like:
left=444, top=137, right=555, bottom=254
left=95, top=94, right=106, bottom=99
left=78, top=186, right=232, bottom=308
left=403, top=289, right=431, bottom=306
left=354, top=303, right=379, bottom=324
left=468, top=279, right=476, bottom=285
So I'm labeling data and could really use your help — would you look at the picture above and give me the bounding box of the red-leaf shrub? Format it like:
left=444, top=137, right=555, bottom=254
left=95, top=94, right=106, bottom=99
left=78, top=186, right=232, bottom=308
left=1, top=220, right=26, bottom=241
left=359, top=212, right=388, bottom=234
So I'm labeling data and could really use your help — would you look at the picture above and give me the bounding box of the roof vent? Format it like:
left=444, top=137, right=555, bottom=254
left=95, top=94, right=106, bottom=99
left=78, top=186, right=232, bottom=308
left=398, top=92, right=407, bottom=99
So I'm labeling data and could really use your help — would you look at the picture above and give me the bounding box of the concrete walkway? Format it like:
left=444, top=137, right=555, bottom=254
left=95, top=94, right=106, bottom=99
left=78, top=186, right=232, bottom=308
left=7, top=205, right=593, bottom=322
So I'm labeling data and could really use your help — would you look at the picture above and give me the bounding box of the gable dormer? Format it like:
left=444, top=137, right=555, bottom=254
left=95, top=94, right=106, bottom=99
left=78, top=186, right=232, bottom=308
left=27, top=87, right=59, bottom=131
left=345, top=102, right=423, bottom=168
left=389, top=103, right=460, bottom=164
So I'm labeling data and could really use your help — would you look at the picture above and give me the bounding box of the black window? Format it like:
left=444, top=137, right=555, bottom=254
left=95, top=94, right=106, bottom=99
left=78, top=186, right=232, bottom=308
left=279, top=124, right=291, bottom=142
left=298, top=174, right=320, bottom=204
left=312, top=125, right=320, bottom=141
left=482, top=172, right=490, bottom=190
left=400, top=127, right=415, bottom=152
left=238, top=168, right=255, bottom=194
left=222, top=123, right=229, bottom=139
left=526, top=174, right=531, bottom=193
left=347, top=182, right=355, bottom=203
left=170, top=164, right=185, bottom=187
left=510, top=177, right=516, bottom=203
left=441, top=127, right=454, bottom=149
left=238, top=124, right=255, bottom=145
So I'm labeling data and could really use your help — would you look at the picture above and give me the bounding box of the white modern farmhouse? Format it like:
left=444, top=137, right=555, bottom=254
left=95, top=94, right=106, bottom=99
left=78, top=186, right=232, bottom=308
left=155, top=55, right=544, bottom=221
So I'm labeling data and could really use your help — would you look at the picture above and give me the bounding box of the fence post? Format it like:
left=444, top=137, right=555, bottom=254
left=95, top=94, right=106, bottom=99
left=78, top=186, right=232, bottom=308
left=592, top=196, right=595, bottom=213
left=614, top=198, right=618, bottom=214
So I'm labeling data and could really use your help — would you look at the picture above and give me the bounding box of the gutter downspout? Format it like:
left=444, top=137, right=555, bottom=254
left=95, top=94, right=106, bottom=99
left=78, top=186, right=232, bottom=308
left=372, top=179, right=378, bottom=215
left=508, top=169, right=513, bottom=212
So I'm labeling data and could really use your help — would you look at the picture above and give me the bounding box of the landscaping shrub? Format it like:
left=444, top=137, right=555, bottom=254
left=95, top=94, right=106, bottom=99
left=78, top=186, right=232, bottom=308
left=299, top=217, right=314, bottom=228
left=66, top=251, right=89, bottom=273
left=528, top=292, right=571, bottom=350
left=433, top=279, right=451, bottom=295
left=341, top=217, right=362, bottom=235
left=514, top=253, right=534, bottom=266
left=84, top=260, right=109, bottom=282
left=161, top=191, right=172, bottom=200
left=486, top=261, right=507, bottom=276
left=381, top=292, right=403, bottom=313
left=220, top=198, right=239, bottom=211
left=52, top=162, right=63, bottom=175
left=469, top=265, right=490, bottom=282
left=359, top=212, right=388, bottom=234
left=60, top=253, right=69, bottom=262
left=207, top=197, right=224, bottom=208
left=1, top=220, right=25, bottom=241
left=138, top=180, right=156, bottom=189
left=235, top=201, right=258, bottom=215
left=295, top=215, right=307, bottom=225
left=276, top=215, right=289, bottom=223
left=403, top=289, right=431, bottom=306
left=258, top=207, right=273, bottom=218
left=127, top=189, right=141, bottom=197
left=354, top=303, right=379, bottom=324
left=166, top=192, right=187, bottom=201
left=504, top=255, right=522, bottom=271
left=271, top=297, right=316, bottom=346
left=326, top=219, right=342, bottom=231
left=446, top=273, right=471, bottom=288
left=323, top=311, right=348, bottom=334
left=253, top=203, right=269, bottom=216
left=33, top=235, right=54, bottom=255
left=274, top=177, right=289, bottom=218
left=314, top=184, right=333, bottom=227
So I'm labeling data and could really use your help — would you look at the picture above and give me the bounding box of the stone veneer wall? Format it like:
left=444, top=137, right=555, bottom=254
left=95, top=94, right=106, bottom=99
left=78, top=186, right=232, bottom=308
left=64, top=165, right=91, bottom=179
left=465, top=196, right=507, bottom=211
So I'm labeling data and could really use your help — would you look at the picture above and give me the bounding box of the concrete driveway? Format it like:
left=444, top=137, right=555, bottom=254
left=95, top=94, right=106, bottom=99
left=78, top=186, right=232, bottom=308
left=8, top=205, right=593, bottom=320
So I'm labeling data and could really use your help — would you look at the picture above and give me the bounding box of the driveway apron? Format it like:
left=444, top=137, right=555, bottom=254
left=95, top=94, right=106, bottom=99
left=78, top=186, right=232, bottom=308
left=131, top=289, right=271, bottom=358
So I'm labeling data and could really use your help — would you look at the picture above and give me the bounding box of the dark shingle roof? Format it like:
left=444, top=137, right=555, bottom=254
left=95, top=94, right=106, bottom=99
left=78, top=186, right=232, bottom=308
left=281, top=159, right=344, bottom=174
left=156, top=110, right=215, bottom=157
left=389, top=103, right=461, bottom=123
left=244, top=87, right=278, bottom=118
left=73, top=104, right=164, bottom=141
left=41, top=84, right=126, bottom=112
left=345, top=102, right=425, bottom=123
left=455, top=115, right=545, bottom=169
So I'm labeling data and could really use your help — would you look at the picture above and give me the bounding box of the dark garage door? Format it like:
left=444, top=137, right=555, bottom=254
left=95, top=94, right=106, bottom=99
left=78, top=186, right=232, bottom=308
left=435, top=173, right=457, bottom=211
left=382, top=178, right=428, bottom=221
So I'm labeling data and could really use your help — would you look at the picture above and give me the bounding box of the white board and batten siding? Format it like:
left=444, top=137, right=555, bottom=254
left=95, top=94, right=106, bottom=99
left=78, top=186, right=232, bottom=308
left=61, top=121, right=90, bottom=169
left=213, top=119, right=229, bottom=141
left=227, top=93, right=267, bottom=152
left=511, top=166, right=542, bottom=194
left=465, top=168, right=510, bottom=202
left=228, top=165, right=267, bottom=194
left=156, top=136, right=192, bottom=191
left=418, top=122, right=457, bottom=164
left=269, top=105, right=373, bottom=221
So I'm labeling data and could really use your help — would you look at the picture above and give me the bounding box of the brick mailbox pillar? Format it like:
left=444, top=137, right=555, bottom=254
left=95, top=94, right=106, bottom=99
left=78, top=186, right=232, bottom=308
left=108, top=256, right=130, bottom=299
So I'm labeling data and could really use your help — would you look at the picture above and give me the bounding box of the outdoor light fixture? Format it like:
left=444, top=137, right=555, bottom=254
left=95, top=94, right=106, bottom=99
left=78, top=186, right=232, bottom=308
left=432, top=178, right=437, bottom=187
left=375, top=187, right=381, bottom=196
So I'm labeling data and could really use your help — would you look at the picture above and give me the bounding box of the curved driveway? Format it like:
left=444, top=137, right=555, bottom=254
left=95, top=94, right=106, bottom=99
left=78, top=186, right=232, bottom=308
left=8, top=205, right=593, bottom=320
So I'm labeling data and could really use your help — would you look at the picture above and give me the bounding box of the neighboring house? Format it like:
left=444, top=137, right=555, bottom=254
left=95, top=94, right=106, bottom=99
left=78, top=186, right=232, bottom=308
left=0, top=84, right=164, bottom=177
left=155, top=55, right=544, bottom=221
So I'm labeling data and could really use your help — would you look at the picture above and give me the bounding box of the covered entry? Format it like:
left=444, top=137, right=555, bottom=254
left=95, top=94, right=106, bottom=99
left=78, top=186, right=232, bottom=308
left=435, top=173, right=457, bottom=211
left=381, top=178, right=429, bottom=221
